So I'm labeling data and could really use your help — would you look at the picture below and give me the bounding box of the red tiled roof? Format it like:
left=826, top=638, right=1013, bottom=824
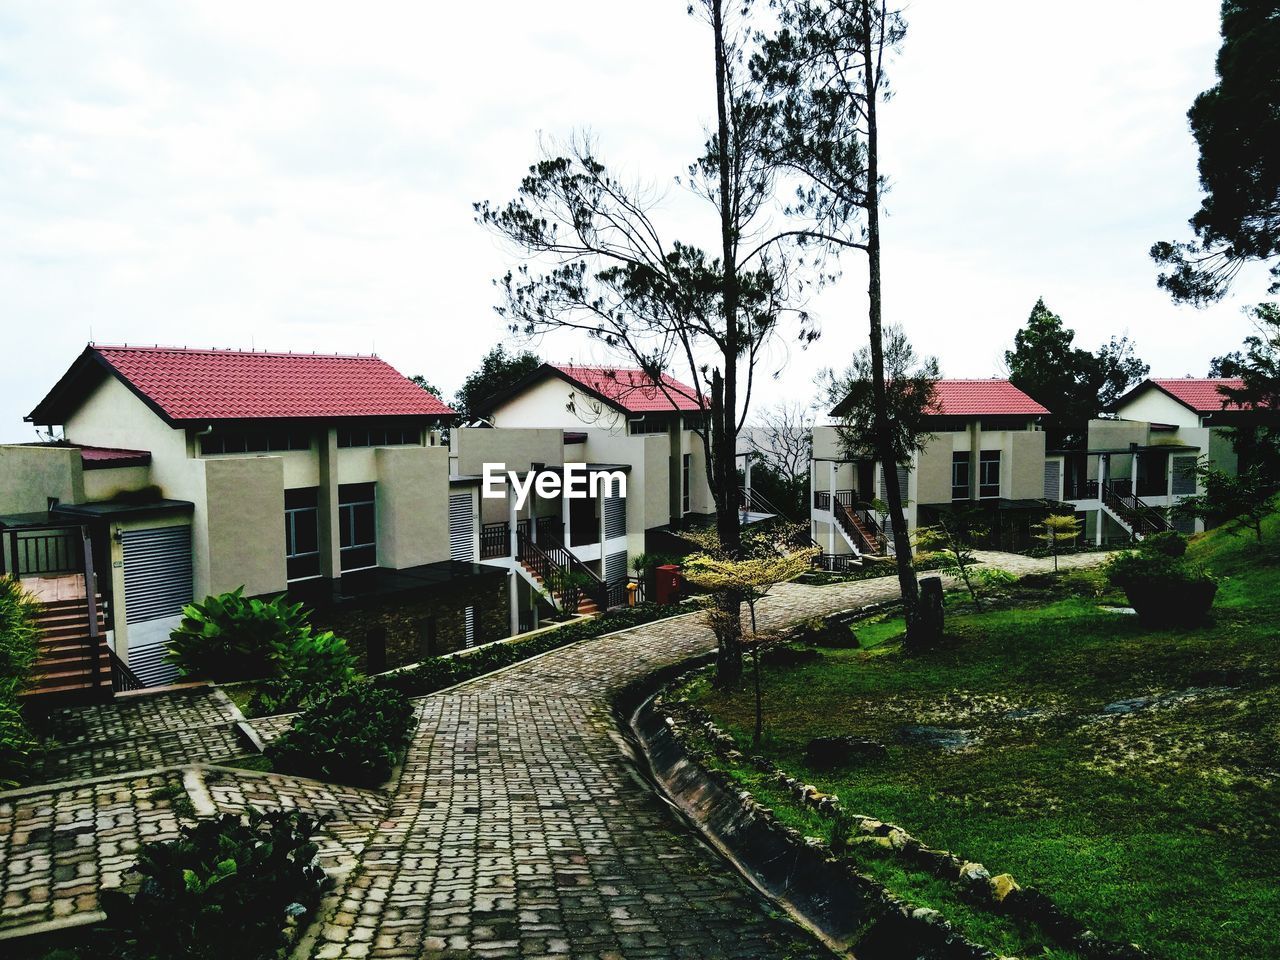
left=1146, top=378, right=1249, bottom=413
left=926, top=380, right=1050, bottom=417
left=551, top=364, right=705, bottom=413
left=85, top=346, right=454, bottom=422
left=77, top=445, right=152, bottom=469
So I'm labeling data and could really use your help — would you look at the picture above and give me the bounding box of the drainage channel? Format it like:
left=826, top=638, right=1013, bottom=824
left=610, top=654, right=871, bottom=960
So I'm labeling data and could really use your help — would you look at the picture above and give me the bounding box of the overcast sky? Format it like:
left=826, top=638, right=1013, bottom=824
left=1, top=0, right=1272, bottom=442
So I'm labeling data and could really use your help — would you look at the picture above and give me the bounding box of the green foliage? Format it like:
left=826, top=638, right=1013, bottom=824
left=374, top=603, right=684, bottom=700
left=98, top=810, right=331, bottom=960
left=408, top=374, right=444, bottom=399
left=681, top=522, right=1280, bottom=959
left=1172, top=461, right=1274, bottom=542
left=1140, top=530, right=1188, bottom=558
left=453, top=344, right=542, bottom=419
left=1212, top=303, right=1280, bottom=478
left=1005, top=298, right=1148, bottom=447
left=822, top=324, right=939, bottom=464
left=266, top=681, right=414, bottom=787
left=167, top=588, right=355, bottom=695
left=0, top=577, right=40, bottom=700
left=0, top=577, right=41, bottom=788
left=1151, top=2, right=1280, bottom=303
left=1105, top=550, right=1218, bottom=627
left=1032, top=511, right=1083, bottom=571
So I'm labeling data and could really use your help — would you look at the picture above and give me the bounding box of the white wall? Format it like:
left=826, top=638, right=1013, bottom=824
left=1115, top=388, right=1201, bottom=429
left=491, top=375, right=628, bottom=432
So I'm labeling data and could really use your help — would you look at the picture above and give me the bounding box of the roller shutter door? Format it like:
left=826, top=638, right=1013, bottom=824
left=449, top=493, right=475, bottom=561
left=604, top=492, right=626, bottom=540
left=122, top=526, right=192, bottom=623
left=1043, top=460, right=1060, bottom=501
left=121, top=525, right=192, bottom=687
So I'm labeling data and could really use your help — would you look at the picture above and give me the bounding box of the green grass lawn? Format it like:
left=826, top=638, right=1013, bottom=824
left=680, top=516, right=1280, bottom=959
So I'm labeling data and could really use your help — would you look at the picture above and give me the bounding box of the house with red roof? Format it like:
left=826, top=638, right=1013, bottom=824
left=1, top=345, right=510, bottom=694
left=471, top=361, right=714, bottom=519
left=812, top=379, right=1053, bottom=561
left=1049, top=377, right=1267, bottom=543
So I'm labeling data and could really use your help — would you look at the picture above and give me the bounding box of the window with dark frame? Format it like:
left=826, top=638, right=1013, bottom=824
left=337, top=424, right=422, bottom=448
left=628, top=417, right=669, bottom=436
left=284, top=488, right=321, bottom=581
left=338, top=482, right=377, bottom=571
left=979, top=450, right=1001, bottom=498
left=201, top=427, right=311, bottom=455
left=951, top=451, right=971, bottom=501
left=682, top=453, right=691, bottom=513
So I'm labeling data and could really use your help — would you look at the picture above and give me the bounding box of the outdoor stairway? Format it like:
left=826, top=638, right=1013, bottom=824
left=1100, top=481, right=1170, bottom=541
left=516, top=559, right=601, bottom=615
left=833, top=498, right=885, bottom=556
left=23, top=595, right=114, bottom=702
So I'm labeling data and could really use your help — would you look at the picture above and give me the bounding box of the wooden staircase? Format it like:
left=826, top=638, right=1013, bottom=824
left=518, top=559, right=601, bottom=615
left=21, top=595, right=114, bottom=702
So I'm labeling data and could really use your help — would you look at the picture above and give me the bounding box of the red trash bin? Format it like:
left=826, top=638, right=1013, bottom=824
left=655, top=564, right=683, bottom=605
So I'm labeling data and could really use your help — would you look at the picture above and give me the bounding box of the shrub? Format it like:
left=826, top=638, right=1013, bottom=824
left=99, top=810, right=330, bottom=960
left=1105, top=550, right=1217, bottom=627
left=266, top=681, right=414, bottom=787
left=1140, top=530, right=1188, bottom=558
left=167, top=588, right=355, bottom=688
left=0, top=577, right=40, bottom=788
left=373, top=602, right=686, bottom=699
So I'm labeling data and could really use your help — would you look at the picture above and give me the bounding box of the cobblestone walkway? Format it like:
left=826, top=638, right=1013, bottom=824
left=1, top=552, right=1108, bottom=957
left=26, top=686, right=256, bottom=786
left=307, top=552, right=1108, bottom=959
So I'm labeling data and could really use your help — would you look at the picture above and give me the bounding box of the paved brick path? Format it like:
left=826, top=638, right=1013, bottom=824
left=1, top=552, right=1108, bottom=957
left=27, top=687, right=254, bottom=786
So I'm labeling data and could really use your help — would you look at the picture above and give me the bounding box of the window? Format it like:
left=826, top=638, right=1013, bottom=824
left=337, top=424, right=422, bottom=448
left=628, top=417, right=669, bottom=436
left=980, top=416, right=1033, bottom=432
left=200, top=428, right=310, bottom=455
left=979, top=451, right=1001, bottom=499
left=682, top=453, right=692, bottom=513
left=284, top=488, right=320, bottom=581
left=928, top=417, right=970, bottom=433
left=951, top=451, right=970, bottom=501
left=338, top=482, right=377, bottom=571
left=682, top=412, right=708, bottom=431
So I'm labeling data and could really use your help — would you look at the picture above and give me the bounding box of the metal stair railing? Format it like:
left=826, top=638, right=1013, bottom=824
left=1101, top=480, right=1170, bottom=537
left=517, top=529, right=607, bottom=613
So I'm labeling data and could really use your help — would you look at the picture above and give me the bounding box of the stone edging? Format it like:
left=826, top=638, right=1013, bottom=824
left=655, top=662, right=1151, bottom=960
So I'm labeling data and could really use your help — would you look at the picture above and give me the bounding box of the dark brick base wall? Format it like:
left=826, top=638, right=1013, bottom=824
left=312, top=575, right=510, bottom=673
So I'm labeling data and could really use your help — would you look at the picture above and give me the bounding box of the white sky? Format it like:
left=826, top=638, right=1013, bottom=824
left=1, top=0, right=1272, bottom=441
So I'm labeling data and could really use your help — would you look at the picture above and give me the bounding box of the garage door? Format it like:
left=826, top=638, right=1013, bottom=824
left=121, top=526, right=193, bottom=686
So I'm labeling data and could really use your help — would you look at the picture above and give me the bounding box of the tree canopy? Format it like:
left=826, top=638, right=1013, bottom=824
left=822, top=324, right=939, bottom=465
left=1004, top=298, right=1149, bottom=448
left=1150, top=0, right=1280, bottom=304
left=453, top=345, right=541, bottom=421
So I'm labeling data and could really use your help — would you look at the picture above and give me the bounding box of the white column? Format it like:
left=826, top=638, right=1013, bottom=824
left=827, top=460, right=836, bottom=554
left=1096, top=454, right=1107, bottom=546
left=508, top=484, right=520, bottom=634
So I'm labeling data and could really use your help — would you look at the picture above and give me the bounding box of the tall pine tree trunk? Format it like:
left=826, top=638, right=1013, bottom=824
left=710, top=0, right=744, bottom=685
left=861, top=3, right=927, bottom=646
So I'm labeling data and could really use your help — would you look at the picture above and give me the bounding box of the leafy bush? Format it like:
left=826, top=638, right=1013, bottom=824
left=1105, top=550, right=1217, bottom=627
left=0, top=577, right=41, bottom=788
left=0, top=577, right=40, bottom=699
left=266, top=681, right=414, bottom=786
left=99, top=810, right=330, bottom=960
left=167, top=588, right=355, bottom=688
left=1140, top=530, right=1188, bottom=558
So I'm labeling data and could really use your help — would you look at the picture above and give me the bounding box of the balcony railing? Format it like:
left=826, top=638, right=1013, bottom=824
left=1063, top=479, right=1099, bottom=501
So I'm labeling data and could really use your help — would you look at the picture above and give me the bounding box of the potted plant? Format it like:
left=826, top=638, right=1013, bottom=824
left=1105, top=550, right=1217, bottom=627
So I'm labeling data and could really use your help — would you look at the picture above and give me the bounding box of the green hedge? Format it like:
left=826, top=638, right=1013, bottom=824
left=375, top=602, right=690, bottom=699
left=0, top=577, right=41, bottom=788
left=266, top=682, right=415, bottom=787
